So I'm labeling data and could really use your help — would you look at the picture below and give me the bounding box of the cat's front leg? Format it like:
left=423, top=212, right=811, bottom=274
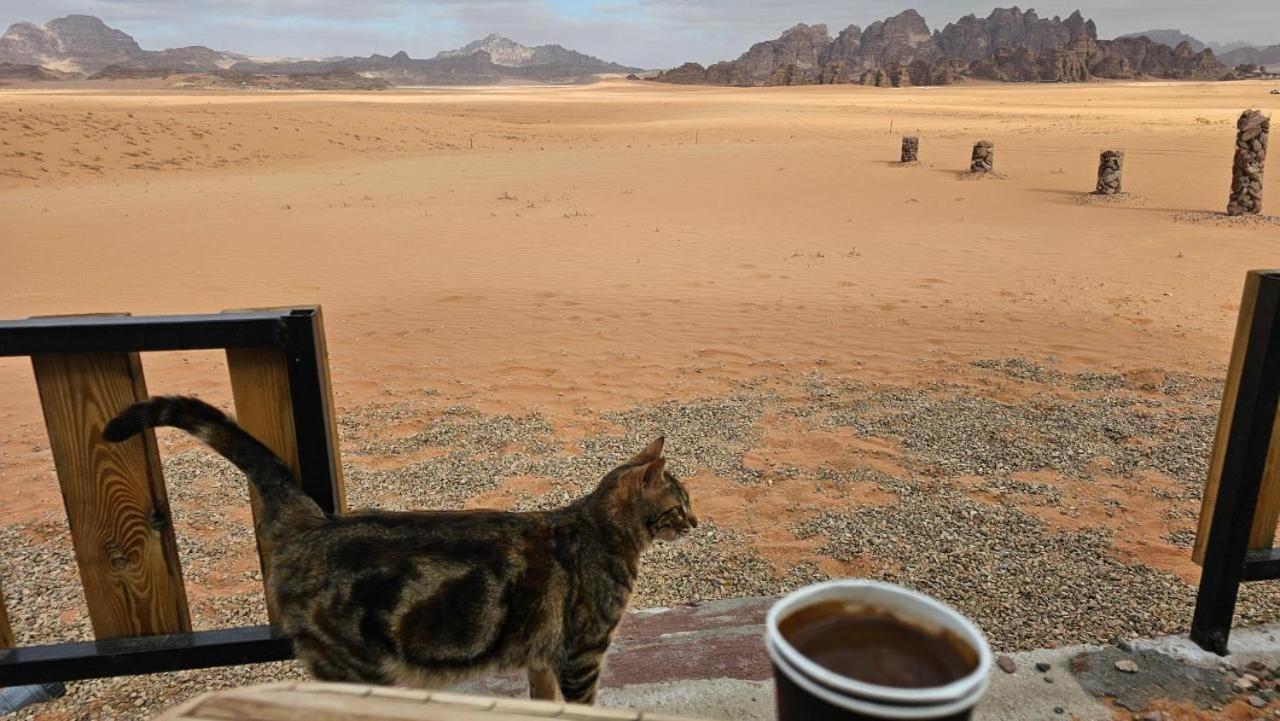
left=528, top=666, right=558, bottom=700
left=557, top=652, right=603, bottom=705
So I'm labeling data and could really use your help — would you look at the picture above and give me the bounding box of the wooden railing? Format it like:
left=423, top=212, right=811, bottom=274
left=1192, top=270, right=1280, bottom=654
left=0, top=308, right=344, bottom=684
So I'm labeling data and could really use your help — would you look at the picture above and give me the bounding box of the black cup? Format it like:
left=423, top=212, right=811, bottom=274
left=765, top=581, right=991, bottom=721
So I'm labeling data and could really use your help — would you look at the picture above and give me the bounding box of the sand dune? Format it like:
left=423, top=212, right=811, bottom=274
left=1, top=81, right=1279, bottom=691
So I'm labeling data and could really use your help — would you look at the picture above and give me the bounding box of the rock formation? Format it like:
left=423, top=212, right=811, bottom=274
left=434, top=33, right=638, bottom=72
left=970, top=141, right=995, bottom=173
left=0, top=14, right=139, bottom=72
left=655, top=7, right=1231, bottom=88
left=902, top=136, right=919, bottom=163
left=1095, top=150, right=1124, bottom=195
left=1228, top=110, right=1269, bottom=216
left=737, top=23, right=831, bottom=85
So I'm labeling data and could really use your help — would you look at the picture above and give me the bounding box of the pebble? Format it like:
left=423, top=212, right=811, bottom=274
left=1036, top=662, right=1052, bottom=673
left=997, top=655, right=1017, bottom=674
left=1250, top=695, right=1268, bottom=709
left=1115, top=659, right=1139, bottom=674
left=1053, top=707, right=1064, bottom=715
left=1238, top=674, right=1260, bottom=691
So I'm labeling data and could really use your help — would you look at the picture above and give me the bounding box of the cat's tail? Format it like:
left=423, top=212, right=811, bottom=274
left=104, top=396, right=324, bottom=533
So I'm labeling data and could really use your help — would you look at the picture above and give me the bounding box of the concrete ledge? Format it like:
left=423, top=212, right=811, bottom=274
left=456, top=597, right=1280, bottom=721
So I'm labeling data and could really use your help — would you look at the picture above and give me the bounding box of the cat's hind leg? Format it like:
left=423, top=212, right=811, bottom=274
left=528, top=666, right=558, bottom=700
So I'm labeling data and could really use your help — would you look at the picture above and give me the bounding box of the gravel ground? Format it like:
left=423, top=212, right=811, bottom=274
left=6, top=357, right=1276, bottom=720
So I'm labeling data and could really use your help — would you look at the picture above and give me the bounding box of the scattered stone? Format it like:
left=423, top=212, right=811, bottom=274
left=1227, top=109, right=1269, bottom=216
left=1054, top=706, right=1064, bottom=715
left=997, top=654, right=1018, bottom=674
left=1095, top=149, right=1124, bottom=195
left=1116, top=659, right=1140, bottom=673
left=1250, top=660, right=1268, bottom=672
left=970, top=140, right=994, bottom=173
left=1136, top=713, right=1172, bottom=721
left=1236, top=674, right=1259, bottom=691
left=1250, top=695, right=1269, bottom=708
left=901, top=135, right=919, bottom=163
left=1036, top=661, right=1053, bottom=673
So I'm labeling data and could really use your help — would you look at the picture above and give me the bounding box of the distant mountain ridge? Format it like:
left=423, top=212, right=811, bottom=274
left=656, top=7, right=1237, bottom=87
left=1119, top=29, right=1265, bottom=57
left=0, top=14, right=641, bottom=84
left=434, top=33, right=634, bottom=72
left=0, top=14, right=244, bottom=74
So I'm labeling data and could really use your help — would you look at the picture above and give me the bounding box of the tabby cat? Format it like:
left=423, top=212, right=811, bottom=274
left=104, top=396, right=696, bottom=704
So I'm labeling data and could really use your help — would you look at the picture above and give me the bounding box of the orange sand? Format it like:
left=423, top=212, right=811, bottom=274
left=1, top=78, right=1277, bottom=575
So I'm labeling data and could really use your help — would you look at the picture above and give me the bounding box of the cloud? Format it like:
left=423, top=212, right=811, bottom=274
left=1, top=0, right=1275, bottom=68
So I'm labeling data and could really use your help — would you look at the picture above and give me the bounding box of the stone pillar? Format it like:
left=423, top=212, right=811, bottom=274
left=901, top=136, right=919, bottom=163
left=1095, top=150, right=1124, bottom=195
left=1228, top=109, right=1269, bottom=216
left=970, top=141, right=994, bottom=173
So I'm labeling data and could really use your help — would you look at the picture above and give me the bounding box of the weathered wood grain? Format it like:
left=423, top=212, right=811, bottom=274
left=158, top=682, right=709, bottom=721
left=1194, top=270, right=1280, bottom=564
left=225, top=344, right=301, bottom=622
left=31, top=351, right=190, bottom=638
left=306, top=307, right=348, bottom=513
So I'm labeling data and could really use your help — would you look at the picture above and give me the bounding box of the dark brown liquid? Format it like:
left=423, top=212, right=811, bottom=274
left=779, top=601, right=977, bottom=689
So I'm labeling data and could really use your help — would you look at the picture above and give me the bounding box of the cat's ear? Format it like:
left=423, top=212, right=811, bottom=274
left=628, top=436, right=665, bottom=465
left=641, top=457, right=667, bottom=490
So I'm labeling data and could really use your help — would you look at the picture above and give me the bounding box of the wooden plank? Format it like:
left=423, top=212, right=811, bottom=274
left=31, top=351, right=190, bottom=639
left=0, top=578, right=14, bottom=648
left=306, top=307, right=347, bottom=513
left=1195, top=270, right=1280, bottom=564
left=225, top=344, right=301, bottom=622
left=157, top=684, right=712, bottom=721
left=223, top=306, right=345, bottom=513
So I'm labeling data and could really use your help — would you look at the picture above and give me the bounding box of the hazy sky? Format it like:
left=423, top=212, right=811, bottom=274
left=1, top=1, right=1276, bottom=69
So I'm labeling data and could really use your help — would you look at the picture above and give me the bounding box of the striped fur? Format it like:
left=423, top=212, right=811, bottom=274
left=103, top=397, right=696, bottom=703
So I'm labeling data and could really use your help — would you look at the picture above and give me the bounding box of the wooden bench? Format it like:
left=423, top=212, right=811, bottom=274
left=0, top=308, right=344, bottom=684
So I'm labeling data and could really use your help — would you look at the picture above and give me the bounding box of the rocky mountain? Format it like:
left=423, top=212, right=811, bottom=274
left=0, top=14, right=243, bottom=74
left=0, top=15, right=639, bottom=84
left=435, top=33, right=639, bottom=72
left=654, top=7, right=1232, bottom=88
left=1118, top=29, right=1206, bottom=52
left=1221, top=44, right=1280, bottom=68
left=1120, top=30, right=1266, bottom=57
left=0, top=14, right=138, bottom=72
left=0, top=61, right=80, bottom=82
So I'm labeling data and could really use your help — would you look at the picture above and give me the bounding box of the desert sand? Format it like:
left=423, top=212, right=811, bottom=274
left=1, top=78, right=1279, bottom=718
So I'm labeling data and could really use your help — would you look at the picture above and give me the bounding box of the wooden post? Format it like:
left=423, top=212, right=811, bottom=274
left=1194, top=269, right=1280, bottom=564
left=0, top=580, right=14, bottom=648
left=31, top=351, right=190, bottom=639
left=224, top=306, right=345, bottom=620
left=225, top=345, right=300, bottom=622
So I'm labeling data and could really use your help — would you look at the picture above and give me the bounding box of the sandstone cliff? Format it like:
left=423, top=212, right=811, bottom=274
left=654, top=6, right=1231, bottom=88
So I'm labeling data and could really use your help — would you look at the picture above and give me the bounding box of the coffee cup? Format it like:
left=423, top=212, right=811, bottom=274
left=765, top=580, right=992, bottom=720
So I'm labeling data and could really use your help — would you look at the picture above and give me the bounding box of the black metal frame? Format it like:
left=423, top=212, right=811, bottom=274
left=1192, top=272, right=1280, bottom=655
left=0, top=309, right=342, bottom=684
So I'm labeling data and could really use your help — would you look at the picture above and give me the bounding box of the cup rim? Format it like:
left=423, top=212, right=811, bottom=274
left=765, top=579, right=993, bottom=705
left=767, top=635, right=989, bottom=720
